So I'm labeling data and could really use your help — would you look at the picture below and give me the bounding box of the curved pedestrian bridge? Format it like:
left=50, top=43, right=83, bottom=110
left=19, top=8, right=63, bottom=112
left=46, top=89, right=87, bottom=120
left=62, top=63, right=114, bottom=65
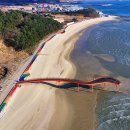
left=18, top=76, right=121, bottom=90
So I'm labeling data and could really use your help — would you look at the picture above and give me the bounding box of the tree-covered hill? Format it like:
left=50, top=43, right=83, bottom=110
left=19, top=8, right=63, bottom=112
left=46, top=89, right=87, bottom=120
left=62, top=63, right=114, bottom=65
left=54, top=8, right=100, bottom=18
left=73, top=8, right=100, bottom=18
left=0, top=10, right=62, bottom=50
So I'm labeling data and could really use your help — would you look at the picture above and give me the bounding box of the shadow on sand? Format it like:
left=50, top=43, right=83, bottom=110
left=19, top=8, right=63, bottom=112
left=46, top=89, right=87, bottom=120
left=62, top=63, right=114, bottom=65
left=35, top=82, right=123, bottom=94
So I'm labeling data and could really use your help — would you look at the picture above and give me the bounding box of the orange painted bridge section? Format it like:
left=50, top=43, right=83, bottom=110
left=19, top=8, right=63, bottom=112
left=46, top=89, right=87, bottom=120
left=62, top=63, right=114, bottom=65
left=17, top=76, right=121, bottom=89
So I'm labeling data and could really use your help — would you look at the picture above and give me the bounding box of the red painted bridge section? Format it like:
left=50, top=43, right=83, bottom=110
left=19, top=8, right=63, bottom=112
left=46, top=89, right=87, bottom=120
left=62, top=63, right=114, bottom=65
left=18, top=76, right=120, bottom=89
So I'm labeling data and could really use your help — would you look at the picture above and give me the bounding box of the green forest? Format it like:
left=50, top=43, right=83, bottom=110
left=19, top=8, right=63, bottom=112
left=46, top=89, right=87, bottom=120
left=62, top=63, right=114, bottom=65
left=0, top=10, right=62, bottom=50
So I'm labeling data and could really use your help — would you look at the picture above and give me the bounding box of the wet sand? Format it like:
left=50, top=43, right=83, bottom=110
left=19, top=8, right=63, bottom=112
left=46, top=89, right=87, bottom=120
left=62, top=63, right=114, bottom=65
left=48, top=88, right=98, bottom=130
left=63, top=90, right=97, bottom=130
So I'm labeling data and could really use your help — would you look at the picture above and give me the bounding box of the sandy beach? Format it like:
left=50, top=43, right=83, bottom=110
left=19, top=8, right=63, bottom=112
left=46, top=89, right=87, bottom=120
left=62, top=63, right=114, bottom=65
left=0, top=16, right=118, bottom=130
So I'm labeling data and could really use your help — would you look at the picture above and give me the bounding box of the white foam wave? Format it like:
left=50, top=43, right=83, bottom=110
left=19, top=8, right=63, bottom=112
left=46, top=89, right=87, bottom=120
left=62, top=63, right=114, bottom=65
left=101, top=4, right=113, bottom=7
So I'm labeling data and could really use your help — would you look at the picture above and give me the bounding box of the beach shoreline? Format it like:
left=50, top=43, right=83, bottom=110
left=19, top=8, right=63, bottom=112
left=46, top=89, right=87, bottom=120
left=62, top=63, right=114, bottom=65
left=0, top=16, right=118, bottom=130
left=38, top=16, right=119, bottom=130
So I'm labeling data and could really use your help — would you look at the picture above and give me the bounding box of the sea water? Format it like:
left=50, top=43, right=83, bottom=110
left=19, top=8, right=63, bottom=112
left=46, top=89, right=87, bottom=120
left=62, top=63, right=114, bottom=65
left=97, top=92, right=130, bottom=130
left=70, top=18, right=130, bottom=130
left=68, top=1, right=130, bottom=16
left=86, top=20, right=130, bottom=67
left=1, top=1, right=130, bottom=16
left=94, top=19, right=130, bottom=130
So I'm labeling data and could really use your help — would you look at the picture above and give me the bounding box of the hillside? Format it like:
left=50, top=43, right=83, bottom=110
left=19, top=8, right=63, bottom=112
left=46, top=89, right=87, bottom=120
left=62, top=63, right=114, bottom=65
left=54, top=8, right=100, bottom=18
left=0, top=10, right=62, bottom=51
left=0, top=10, right=62, bottom=87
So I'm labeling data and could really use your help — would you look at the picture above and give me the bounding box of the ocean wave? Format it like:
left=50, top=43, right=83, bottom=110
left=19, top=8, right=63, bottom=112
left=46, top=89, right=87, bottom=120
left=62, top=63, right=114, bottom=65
left=101, top=4, right=113, bottom=7
left=97, top=94, right=130, bottom=130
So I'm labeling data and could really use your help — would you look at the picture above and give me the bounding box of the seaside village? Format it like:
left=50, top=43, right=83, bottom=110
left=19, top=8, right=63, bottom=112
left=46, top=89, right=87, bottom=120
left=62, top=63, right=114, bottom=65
left=0, top=3, right=83, bottom=13
left=0, top=3, right=104, bottom=22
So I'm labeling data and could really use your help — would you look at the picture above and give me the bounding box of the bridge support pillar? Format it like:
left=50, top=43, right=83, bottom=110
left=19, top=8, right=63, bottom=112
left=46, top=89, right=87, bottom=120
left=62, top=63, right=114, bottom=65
left=116, top=84, right=119, bottom=92
left=57, top=80, right=60, bottom=88
left=77, top=83, right=80, bottom=92
left=91, top=85, right=93, bottom=92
